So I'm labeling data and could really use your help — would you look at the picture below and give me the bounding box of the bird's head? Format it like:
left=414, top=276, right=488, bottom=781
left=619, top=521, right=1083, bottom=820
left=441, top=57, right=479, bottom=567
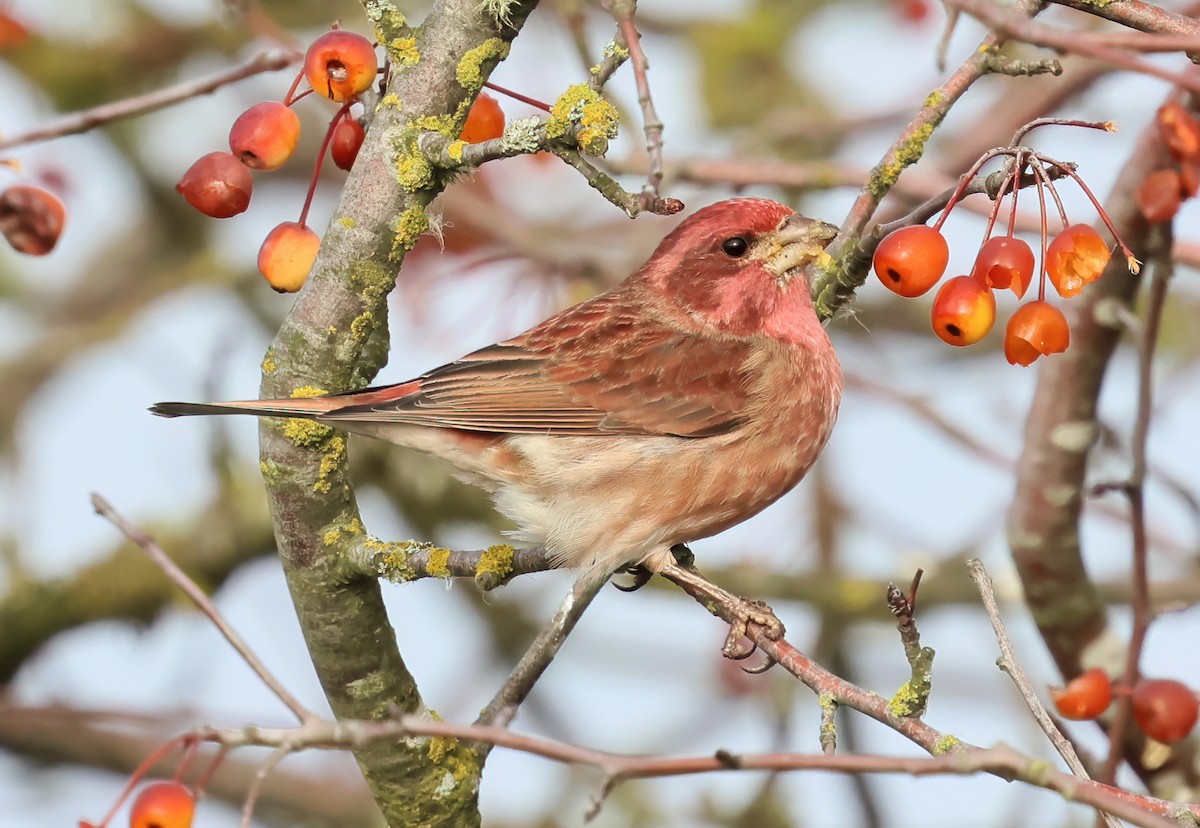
left=638, top=198, right=838, bottom=341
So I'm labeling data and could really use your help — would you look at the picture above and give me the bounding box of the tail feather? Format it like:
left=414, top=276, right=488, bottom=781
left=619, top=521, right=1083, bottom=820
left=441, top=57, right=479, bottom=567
left=149, top=398, right=335, bottom=419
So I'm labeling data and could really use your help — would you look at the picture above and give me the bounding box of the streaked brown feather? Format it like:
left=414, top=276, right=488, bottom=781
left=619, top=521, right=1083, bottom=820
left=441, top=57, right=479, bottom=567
left=325, top=288, right=753, bottom=437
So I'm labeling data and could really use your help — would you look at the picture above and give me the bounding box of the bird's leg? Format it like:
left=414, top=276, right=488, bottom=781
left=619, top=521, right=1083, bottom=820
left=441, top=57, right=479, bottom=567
left=613, top=543, right=695, bottom=592
left=656, top=556, right=784, bottom=662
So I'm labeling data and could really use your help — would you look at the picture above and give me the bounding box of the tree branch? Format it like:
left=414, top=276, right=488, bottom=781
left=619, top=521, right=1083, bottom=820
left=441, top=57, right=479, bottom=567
left=0, top=50, right=299, bottom=153
left=255, top=2, right=538, bottom=824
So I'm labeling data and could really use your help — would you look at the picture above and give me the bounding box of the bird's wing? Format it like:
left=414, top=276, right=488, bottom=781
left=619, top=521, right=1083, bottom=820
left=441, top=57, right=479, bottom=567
left=325, top=293, right=754, bottom=437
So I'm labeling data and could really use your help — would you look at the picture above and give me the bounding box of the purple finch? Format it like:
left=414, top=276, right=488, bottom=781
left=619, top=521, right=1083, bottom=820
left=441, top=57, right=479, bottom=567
left=153, top=198, right=842, bottom=578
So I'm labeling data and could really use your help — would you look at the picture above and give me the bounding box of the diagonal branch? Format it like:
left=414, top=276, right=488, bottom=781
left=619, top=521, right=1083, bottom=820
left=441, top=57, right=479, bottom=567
left=0, top=50, right=299, bottom=153
left=90, top=493, right=315, bottom=726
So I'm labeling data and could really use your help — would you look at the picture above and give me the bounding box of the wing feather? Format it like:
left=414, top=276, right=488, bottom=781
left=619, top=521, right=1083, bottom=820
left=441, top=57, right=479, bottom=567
left=325, top=291, right=754, bottom=437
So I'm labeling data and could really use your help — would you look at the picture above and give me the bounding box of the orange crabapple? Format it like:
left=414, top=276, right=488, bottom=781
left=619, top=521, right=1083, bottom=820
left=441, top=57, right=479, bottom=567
left=1049, top=668, right=1111, bottom=720
left=1003, top=300, right=1070, bottom=367
left=930, top=275, right=995, bottom=347
left=331, top=117, right=366, bottom=170
left=872, top=224, right=949, bottom=297
left=460, top=92, right=505, bottom=143
left=258, top=221, right=320, bottom=293
left=971, top=235, right=1035, bottom=298
left=0, top=184, right=65, bottom=255
left=1132, top=678, right=1199, bottom=744
left=304, top=30, right=378, bottom=103
left=1045, top=224, right=1110, bottom=298
left=1135, top=169, right=1183, bottom=225
left=229, top=101, right=301, bottom=171
left=175, top=151, right=252, bottom=218
left=1157, top=102, right=1200, bottom=164
left=128, top=781, right=195, bottom=828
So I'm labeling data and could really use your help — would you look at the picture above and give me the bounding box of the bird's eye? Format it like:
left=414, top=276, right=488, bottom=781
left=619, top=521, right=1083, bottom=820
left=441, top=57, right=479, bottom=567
left=721, top=236, right=749, bottom=258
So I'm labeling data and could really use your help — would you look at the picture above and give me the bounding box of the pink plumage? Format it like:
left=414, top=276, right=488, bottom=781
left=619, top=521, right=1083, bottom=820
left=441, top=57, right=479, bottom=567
left=153, top=198, right=843, bottom=575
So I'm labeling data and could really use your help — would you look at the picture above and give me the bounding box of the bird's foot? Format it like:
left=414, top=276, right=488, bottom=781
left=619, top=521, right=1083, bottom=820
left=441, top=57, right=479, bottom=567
left=612, top=544, right=694, bottom=592
left=720, top=598, right=783, bottom=673
left=656, top=558, right=784, bottom=672
left=612, top=564, right=653, bottom=592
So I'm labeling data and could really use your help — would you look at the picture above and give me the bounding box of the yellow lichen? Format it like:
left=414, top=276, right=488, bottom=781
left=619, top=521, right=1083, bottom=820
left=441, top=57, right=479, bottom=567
left=322, top=515, right=363, bottom=547
left=546, top=83, right=619, bottom=156
left=346, top=671, right=387, bottom=700
left=381, top=93, right=402, bottom=109
left=290, top=385, right=328, bottom=399
left=409, top=114, right=456, bottom=136
left=391, top=206, right=429, bottom=258
left=363, top=1, right=407, bottom=41
left=367, top=537, right=419, bottom=581
left=389, top=36, right=419, bottom=67
left=396, top=149, right=434, bottom=191
left=473, top=544, right=515, bottom=590
left=428, top=735, right=454, bottom=764
left=446, top=140, right=466, bottom=163
left=349, top=259, right=395, bottom=303
left=338, top=217, right=356, bottom=229
left=281, top=418, right=332, bottom=447
left=426, top=547, right=452, bottom=579
left=887, top=680, right=924, bottom=718
left=259, top=458, right=286, bottom=486
left=314, top=435, right=347, bottom=494
left=932, top=735, right=960, bottom=755
left=456, top=38, right=510, bottom=90
left=260, top=349, right=277, bottom=375
left=870, top=123, right=936, bottom=196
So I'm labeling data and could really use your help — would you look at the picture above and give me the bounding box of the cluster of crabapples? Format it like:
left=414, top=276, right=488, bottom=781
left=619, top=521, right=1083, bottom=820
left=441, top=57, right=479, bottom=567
left=1135, top=101, right=1200, bottom=225
left=870, top=121, right=1150, bottom=366
left=872, top=198, right=1114, bottom=367
left=1051, top=669, right=1199, bottom=745
left=175, top=25, right=507, bottom=293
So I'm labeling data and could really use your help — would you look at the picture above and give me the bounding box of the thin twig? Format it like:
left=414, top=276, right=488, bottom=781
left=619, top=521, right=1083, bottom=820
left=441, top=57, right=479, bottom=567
left=612, top=4, right=667, bottom=207
left=475, top=568, right=611, bottom=736
left=814, top=0, right=1049, bottom=318
left=947, top=0, right=1200, bottom=93
left=182, top=700, right=1184, bottom=827
left=887, top=571, right=934, bottom=719
left=240, top=745, right=290, bottom=828
left=966, top=559, right=1108, bottom=818
left=0, top=50, right=300, bottom=152
left=1096, top=227, right=1173, bottom=785
left=90, top=493, right=315, bottom=725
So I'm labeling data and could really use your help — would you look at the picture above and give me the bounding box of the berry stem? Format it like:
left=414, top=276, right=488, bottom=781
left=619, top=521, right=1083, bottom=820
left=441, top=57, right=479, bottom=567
left=282, top=67, right=306, bottom=106
left=192, top=745, right=230, bottom=799
left=1032, top=156, right=1049, bottom=303
left=1007, top=157, right=1020, bottom=238
left=1044, top=159, right=1141, bottom=274
left=981, top=161, right=1014, bottom=240
left=172, top=737, right=201, bottom=784
left=298, top=101, right=353, bottom=228
left=933, top=147, right=1009, bottom=231
left=1032, top=155, right=1070, bottom=229
left=1010, top=117, right=1117, bottom=146
left=94, top=734, right=193, bottom=827
left=484, top=80, right=552, bottom=112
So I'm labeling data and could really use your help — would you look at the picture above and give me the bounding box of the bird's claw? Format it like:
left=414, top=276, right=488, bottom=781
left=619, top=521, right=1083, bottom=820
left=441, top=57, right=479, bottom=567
left=612, top=564, right=653, bottom=592
left=720, top=599, right=785, bottom=663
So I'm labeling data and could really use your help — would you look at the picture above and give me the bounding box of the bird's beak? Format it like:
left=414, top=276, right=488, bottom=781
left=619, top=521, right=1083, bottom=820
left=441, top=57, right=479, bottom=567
left=763, top=214, right=839, bottom=284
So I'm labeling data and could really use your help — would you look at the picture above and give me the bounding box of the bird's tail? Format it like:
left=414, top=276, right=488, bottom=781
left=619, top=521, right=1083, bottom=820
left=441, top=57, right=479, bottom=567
left=149, top=397, right=338, bottom=419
